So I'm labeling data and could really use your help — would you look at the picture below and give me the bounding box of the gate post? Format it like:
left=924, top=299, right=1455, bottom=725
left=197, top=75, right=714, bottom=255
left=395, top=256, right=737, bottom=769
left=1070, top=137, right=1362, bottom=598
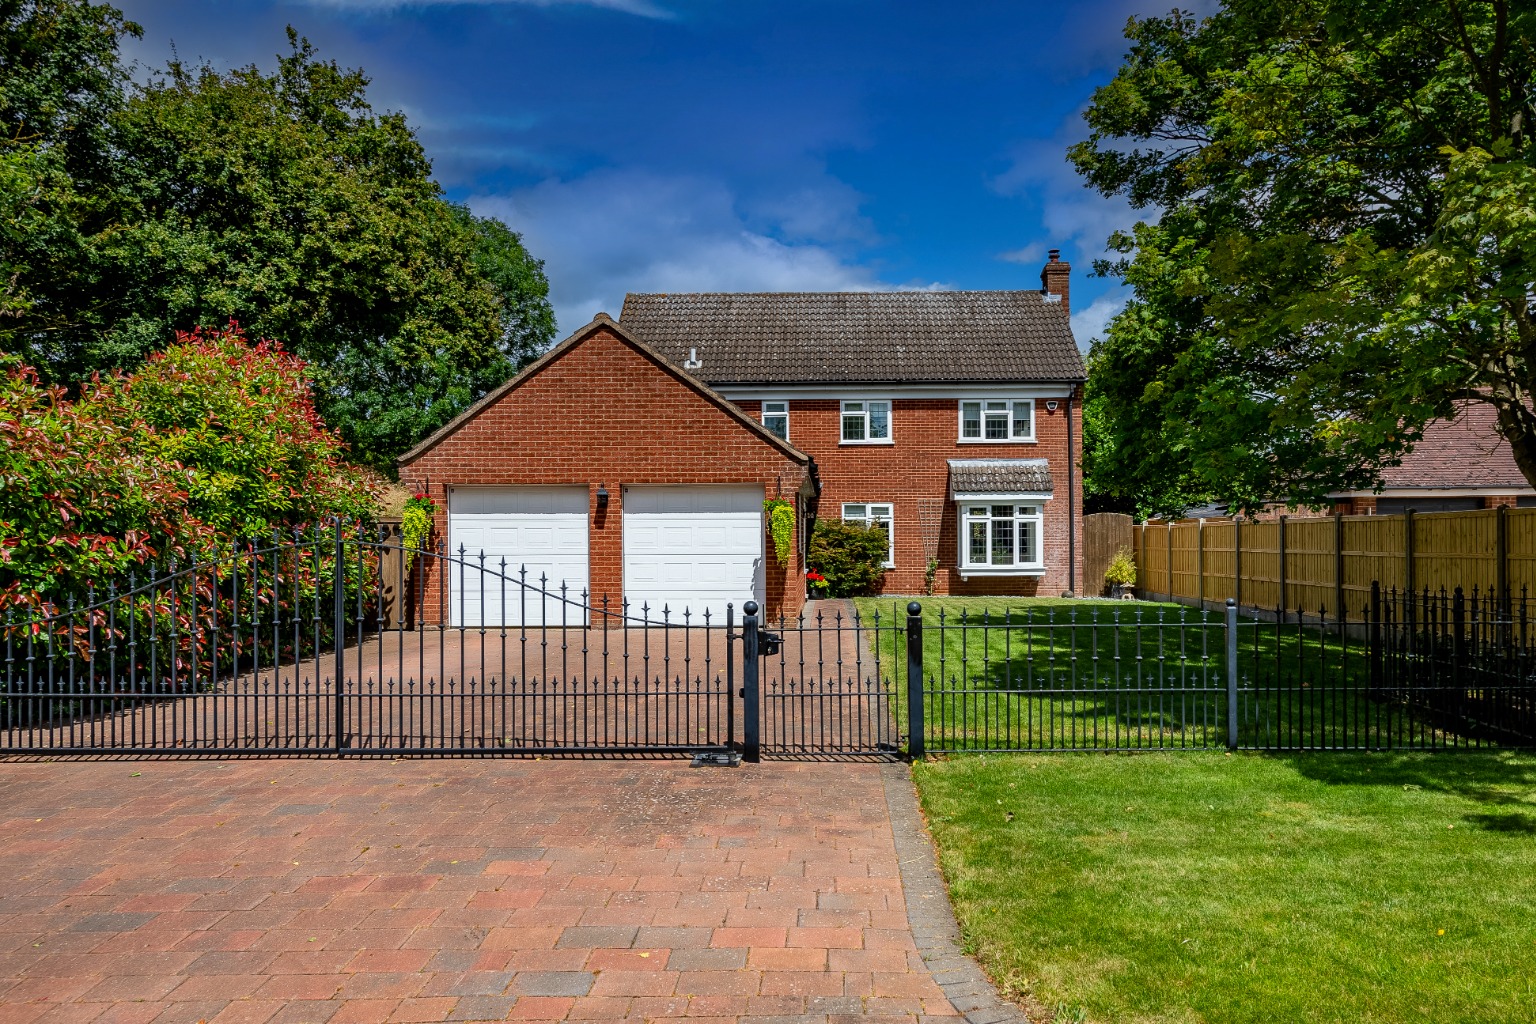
left=905, top=602, right=924, bottom=760
left=742, top=600, right=761, bottom=763
left=333, top=520, right=346, bottom=755
left=1225, top=598, right=1239, bottom=750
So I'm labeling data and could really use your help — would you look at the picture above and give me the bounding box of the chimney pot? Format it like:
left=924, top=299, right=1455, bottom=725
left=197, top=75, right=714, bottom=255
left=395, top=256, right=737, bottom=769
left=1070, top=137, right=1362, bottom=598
left=1048, top=248, right=1060, bottom=261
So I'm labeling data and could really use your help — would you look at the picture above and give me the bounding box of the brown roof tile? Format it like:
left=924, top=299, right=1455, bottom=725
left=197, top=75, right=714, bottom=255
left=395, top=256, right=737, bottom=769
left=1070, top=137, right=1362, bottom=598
left=1379, top=403, right=1529, bottom=490
left=619, top=291, right=1085, bottom=385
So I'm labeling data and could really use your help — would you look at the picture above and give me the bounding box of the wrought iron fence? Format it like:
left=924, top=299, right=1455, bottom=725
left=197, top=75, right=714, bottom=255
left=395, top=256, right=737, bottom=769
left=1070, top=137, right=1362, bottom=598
left=897, top=585, right=1536, bottom=754
left=3, top=523, right=1531, bottom=759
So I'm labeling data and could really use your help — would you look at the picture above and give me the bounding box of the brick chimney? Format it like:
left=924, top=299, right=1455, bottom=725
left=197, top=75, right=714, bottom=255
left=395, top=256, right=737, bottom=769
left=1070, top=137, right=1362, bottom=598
left=1040, top=248, right=1070, bottom=316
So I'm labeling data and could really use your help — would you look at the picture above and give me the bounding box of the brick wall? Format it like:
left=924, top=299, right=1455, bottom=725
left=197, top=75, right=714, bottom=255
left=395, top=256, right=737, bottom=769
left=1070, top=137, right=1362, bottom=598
left=400, top=325, right=810, bottom=624
left=737, top=395, right=1084, bottom=596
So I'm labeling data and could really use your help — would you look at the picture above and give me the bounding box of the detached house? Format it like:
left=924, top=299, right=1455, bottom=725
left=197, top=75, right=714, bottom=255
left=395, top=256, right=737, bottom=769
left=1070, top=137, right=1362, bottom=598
left=399, top=251, right=1086, bottom=624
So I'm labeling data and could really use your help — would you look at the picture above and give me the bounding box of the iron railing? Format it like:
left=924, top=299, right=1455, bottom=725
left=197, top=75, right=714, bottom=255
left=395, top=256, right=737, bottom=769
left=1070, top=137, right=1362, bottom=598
left=3, top=525, right=1531, bottom=759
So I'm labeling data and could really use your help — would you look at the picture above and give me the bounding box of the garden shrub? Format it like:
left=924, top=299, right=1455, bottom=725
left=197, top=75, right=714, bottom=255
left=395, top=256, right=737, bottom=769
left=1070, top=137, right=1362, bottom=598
left=0, top=324, right=378, bottom=615
left=808, top=519, right=888, bottom=597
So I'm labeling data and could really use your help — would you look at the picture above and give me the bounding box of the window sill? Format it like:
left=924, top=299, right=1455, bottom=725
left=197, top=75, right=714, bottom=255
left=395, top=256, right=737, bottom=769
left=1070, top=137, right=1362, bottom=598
left=838, top=439, right=896, bottom=446
left=957, top=566, right=1047, bottom=579
left=957, top=438, right=1037, bottom=445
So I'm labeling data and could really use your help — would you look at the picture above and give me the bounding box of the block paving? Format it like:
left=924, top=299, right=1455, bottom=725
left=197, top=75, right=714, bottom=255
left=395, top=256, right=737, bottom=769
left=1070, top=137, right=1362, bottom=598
left=0, top=759, right=963, bottom=1024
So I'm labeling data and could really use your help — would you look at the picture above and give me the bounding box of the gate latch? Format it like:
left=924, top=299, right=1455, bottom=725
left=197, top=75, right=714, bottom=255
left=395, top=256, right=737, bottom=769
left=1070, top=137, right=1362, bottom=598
left=759, top=631, right=783, bottom=657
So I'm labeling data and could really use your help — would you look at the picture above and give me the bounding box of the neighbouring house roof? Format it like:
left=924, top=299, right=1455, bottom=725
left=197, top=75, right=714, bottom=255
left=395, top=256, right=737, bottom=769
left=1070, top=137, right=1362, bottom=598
left=1334, top=402, right=1533, bottom=494
left=619, top=291, right=1087, bottom=385
left=948, top=459, right=1054, bottom=497
left=397, top=313, right=812, bottom=468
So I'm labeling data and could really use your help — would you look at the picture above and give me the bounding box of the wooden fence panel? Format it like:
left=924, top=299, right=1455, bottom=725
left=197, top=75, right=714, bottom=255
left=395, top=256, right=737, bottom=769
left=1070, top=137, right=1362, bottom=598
left=1131, top=507, right=1536, bottom=618
left=1082, top=513, right=1134, bottom=595
left=1285, top=516, right=1337, bottom=615
left=1507, top=508, right=1536, bottom=598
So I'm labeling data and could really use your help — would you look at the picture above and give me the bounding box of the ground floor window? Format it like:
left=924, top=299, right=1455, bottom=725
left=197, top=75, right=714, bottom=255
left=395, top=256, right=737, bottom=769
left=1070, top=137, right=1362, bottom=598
left=842, top=502, right=895, bottom=567
left=961, top=503, right=1042, bottom=570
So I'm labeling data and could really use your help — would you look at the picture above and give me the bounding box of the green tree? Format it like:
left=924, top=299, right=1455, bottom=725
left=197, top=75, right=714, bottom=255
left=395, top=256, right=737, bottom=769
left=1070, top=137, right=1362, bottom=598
left=1074, top=1, right=1536, bottom=516
left=2, top=15, right=556, bottom=470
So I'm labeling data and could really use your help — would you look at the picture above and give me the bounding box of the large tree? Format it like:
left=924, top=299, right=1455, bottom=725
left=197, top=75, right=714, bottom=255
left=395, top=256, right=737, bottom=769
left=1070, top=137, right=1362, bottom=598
left=1074, top=1, right=1536, bottom=516
left=1, top=11, right=555, bottom=471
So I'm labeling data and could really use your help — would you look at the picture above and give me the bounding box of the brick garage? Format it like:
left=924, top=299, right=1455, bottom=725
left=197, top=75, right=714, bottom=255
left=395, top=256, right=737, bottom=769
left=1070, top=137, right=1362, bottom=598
left=398, top=315, right=814, bottom=624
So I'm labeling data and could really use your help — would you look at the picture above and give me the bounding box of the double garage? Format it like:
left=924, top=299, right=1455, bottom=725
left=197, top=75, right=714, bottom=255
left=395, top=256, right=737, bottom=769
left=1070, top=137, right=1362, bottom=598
left=447, top=484, right=766, bottom=626
left=397, top=314, right=815, bottom=626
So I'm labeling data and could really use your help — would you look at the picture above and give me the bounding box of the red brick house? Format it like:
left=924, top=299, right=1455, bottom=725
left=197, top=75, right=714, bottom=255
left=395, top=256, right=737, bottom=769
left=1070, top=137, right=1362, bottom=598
left=1330, top=402, right=1536, bottom=514
left=399, top=251, right=1086, bottom=623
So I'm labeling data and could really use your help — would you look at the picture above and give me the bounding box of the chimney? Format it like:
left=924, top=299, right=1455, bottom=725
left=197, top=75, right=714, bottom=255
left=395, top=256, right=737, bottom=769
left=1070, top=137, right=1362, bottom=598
left=1040, top=248, right=1070, bottom=316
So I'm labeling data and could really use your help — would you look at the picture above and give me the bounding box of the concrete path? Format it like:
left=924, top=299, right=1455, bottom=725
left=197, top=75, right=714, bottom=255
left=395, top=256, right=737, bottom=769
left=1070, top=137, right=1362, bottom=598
left=0, top=759, right=1013, bottom=1024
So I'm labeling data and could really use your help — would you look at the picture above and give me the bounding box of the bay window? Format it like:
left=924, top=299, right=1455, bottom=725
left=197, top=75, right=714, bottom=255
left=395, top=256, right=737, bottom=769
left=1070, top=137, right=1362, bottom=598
left=961, top=503, right=1043, bottom=571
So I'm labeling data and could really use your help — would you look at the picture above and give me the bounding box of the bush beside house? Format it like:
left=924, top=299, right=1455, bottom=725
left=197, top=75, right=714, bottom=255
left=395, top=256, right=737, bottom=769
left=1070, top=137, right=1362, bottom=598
left=807, top=519, right=889, bottom=597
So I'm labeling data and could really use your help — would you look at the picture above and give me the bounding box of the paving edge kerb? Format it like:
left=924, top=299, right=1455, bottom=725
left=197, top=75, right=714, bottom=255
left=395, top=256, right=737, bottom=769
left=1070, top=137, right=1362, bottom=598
left=881, top=763, right=1034, bottom=1024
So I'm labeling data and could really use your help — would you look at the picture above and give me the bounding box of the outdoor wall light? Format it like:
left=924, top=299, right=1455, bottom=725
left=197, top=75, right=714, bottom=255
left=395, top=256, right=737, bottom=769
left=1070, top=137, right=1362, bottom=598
left=596, top=485, right=610, bottom=509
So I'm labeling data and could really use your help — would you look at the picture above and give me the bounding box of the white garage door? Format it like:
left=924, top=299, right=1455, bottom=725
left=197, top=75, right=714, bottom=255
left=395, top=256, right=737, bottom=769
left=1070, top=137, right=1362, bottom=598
left=448, top=486, right=589, bottom=627
left=623, top=485, right=764, bottom=624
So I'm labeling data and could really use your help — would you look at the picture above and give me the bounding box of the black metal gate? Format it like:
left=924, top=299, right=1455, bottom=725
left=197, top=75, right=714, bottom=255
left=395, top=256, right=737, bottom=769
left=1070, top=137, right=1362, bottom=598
left=0, top=529, right=901, bottom=759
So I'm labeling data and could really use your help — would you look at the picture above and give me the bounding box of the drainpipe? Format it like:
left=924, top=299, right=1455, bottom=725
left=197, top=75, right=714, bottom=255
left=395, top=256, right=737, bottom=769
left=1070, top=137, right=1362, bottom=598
left=1066, top=386, right=1077, bottom=597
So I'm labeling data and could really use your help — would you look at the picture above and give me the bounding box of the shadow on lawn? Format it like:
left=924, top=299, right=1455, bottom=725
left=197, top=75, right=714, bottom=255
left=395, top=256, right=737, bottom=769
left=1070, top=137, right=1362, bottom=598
left=1275, top=751, right=1536, bottom=832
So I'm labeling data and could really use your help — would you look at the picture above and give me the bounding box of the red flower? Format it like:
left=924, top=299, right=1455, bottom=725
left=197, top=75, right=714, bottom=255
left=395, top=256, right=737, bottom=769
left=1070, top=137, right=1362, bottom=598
left=805, top=570, right=826, bottom=583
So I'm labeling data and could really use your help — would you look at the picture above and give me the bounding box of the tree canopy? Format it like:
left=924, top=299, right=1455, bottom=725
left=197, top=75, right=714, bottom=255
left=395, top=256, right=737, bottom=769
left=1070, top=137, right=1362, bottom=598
left=1074, top=0, right=1536, bottom=516
left=1, top=5, right=555, bottom=471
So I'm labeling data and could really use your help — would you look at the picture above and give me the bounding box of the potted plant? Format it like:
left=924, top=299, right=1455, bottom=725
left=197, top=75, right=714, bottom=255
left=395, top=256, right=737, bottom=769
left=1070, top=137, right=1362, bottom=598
left=805, top=569, right=829, bottom=599
left=1104, top=546, right=1137, bottom=599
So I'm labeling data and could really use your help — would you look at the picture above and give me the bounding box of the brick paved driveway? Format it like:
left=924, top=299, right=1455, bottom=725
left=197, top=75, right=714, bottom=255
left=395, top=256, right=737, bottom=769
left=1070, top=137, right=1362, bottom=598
left=0, top=760, right=961, bottom=1024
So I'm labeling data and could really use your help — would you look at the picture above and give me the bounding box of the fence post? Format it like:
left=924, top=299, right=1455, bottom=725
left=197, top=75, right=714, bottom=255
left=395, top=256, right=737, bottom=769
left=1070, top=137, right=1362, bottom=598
left=742, top=600, right=761, bottom=763
left=1225, top=598, right=1239, bottom=750
left=1452, top=586, right=1467, bottom=676
left=1334, top=512, right=1345, bottom=622
left=333, top=520, right=346, bottom=755
left=1279, top=514, right=1289, bottom=620
left=1197, top=518, right=1206, bottom=612
left=1369, top=580, right=1382, bottom=692
left=1166, top=520, right=1175, bottom=601
left=906, top=602, right=925, bottom=760
left=1497, top=503, right=1509, bottom=626
left=1405, top=509, right=1417, bottom=659
left=1234, top=516, right=1244, bottom=610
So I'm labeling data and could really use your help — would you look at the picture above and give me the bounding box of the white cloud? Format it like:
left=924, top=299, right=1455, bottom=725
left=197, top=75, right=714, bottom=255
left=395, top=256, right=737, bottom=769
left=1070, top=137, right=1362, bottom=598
left=995, top=243, right=1044, bottom=265
left=471, top=169, right=893, bottom=335
left=1070, top=291, right=1126, bottom=351
left=298, top=0, right=671, bottom=17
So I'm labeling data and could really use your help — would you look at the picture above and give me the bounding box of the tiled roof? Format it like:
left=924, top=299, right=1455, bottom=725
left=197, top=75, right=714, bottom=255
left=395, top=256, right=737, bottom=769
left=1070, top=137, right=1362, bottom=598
left=948, top=459, right=1054, bottom=496
left=1377, top=402, right=1530, bottom=490
left=619, top=291, right=1086, bottom=385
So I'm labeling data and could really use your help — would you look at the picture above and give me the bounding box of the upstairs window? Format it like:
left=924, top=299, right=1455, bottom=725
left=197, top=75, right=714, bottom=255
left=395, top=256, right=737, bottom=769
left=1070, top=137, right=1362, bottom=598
left=841, top=400, right=891, bottom=443
left=762, top=400, right=789, bottom=440
left=960, top=400, right=1034, bottom=442
left=842, top=502, right=895, bottom=567
left=961, top=504, right=1043, bottom=570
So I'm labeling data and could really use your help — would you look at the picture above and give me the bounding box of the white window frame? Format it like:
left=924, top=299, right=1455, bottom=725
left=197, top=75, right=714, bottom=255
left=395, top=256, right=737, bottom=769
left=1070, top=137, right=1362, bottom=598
left=958, top=399, right=1035, bottom=443
left=840, top=400, right=893, bottom=444
left=842, top=502, right=895, bottom=568
left=762, top=400, right=789, bottom=441
left=959, top=503, right=1044, bottom=573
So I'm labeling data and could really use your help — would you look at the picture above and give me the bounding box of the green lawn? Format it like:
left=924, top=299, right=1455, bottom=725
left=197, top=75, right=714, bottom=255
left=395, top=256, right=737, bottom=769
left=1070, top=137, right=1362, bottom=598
left=854, top=597, right=1469, bottom=752
left=914, top=751, right=1536, bottom=1024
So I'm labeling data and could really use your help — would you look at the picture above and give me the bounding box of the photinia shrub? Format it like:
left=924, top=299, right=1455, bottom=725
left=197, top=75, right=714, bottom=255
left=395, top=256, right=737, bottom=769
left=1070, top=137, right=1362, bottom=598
left=0, top=324, right=379, bottom=616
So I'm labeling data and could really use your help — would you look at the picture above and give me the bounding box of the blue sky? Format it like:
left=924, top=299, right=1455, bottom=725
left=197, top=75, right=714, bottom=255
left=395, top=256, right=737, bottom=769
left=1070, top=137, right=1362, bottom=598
left=116, top=0, right=1192, bottom=344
